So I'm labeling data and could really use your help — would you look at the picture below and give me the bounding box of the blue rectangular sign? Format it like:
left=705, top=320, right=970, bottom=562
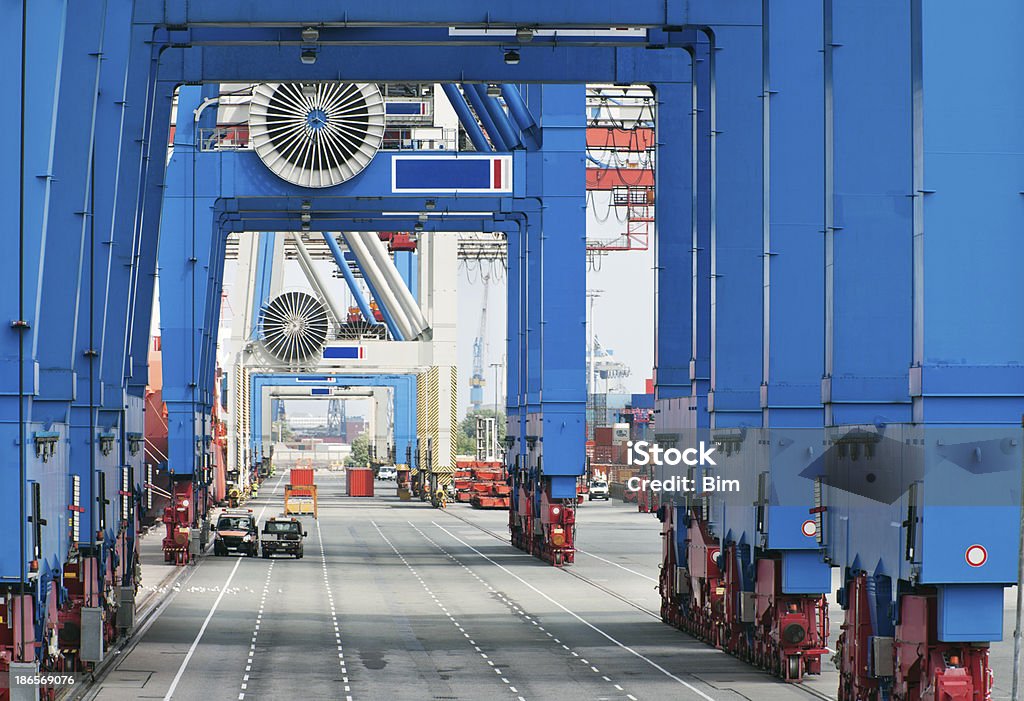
left=391, top=155, right=512, bottom=193
left=323, top=347, right=364, bottom=359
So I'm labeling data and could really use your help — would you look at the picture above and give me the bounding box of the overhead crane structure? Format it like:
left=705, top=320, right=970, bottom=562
left=0, top=2, right=1021, bottom=701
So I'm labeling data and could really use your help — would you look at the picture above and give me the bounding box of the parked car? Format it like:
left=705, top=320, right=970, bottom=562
left=377, top=466, right=397, bottom=481
left=213, top=510, right=259, bottom=556
left=588, top=480, right=610, bottom=501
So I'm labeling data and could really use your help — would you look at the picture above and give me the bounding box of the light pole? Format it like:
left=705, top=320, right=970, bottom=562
left=586, top=289, right=604, bottom=437
left=489, top=360, right=501, bottom=458
left=490, top=361, right=503, bottom=415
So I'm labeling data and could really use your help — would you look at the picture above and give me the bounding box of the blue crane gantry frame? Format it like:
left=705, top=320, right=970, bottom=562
left=249, top=374, right=416, bottom=472
left=0, top=0, right=1022, bottom=679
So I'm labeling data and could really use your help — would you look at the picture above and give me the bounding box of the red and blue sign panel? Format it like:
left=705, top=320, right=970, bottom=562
left=323, top=346, right=365, bottom=360
left=391, top=155, right=512, bottom=193
left=385, top=101, right=430, bottom=116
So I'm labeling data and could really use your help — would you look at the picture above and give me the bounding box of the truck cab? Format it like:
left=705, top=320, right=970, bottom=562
left=214, top=510, right=259, bottom=556
left=261, top=517, right=307, bottom=559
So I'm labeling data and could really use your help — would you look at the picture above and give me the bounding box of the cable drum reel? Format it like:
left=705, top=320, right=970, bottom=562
left=258, top=291, right=331, bottom=365
left=249, top=82, right=386, bottom=189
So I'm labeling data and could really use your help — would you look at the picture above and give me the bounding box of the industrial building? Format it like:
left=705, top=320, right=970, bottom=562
left=1, top=3, right=1022, bottom=701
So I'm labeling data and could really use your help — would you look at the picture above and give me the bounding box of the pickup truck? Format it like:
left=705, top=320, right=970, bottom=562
left=588, top=480, right=610, bottom=501
left=260, top=517, right=307, bottom=559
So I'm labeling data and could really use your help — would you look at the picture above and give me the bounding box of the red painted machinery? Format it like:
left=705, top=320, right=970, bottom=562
left=836, top=575, right=991, bottom=701
left=659, top=504, right=829, bottom=683
left=509, top=486, right=576, bottom=567
left=161, top=481, right=195, bottom=564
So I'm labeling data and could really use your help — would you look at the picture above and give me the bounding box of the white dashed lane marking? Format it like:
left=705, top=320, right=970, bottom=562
left=238, top=559, right=274, bottom=700
left=373, top=520, right=526, bottom=700
left=409, top=522, right=638, bottom=700
left=318, top=518, right=353, bottom=701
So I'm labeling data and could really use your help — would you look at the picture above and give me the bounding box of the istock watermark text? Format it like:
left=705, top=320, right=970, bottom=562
left=627, top=440, right=718, bottom=466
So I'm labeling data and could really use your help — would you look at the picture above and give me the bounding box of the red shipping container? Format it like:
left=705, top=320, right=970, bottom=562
left=346, top=468, right=375, bottom=497
left=290, top=468, right=315, bottom=486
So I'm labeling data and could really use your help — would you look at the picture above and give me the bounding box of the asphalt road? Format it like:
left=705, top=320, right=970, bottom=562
left=88, top=471, right=1018, bottom=701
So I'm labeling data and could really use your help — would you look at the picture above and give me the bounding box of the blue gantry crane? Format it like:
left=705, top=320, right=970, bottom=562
left=0, top=3, right=1021, bottom=701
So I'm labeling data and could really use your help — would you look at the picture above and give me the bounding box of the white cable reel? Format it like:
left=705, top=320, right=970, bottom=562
left=249, top=82, right=386, bottom=188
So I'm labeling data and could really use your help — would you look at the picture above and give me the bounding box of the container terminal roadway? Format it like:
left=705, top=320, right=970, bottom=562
left=77, top=469, right=1010, bottom=701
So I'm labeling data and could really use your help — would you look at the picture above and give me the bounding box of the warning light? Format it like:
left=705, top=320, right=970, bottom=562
left=181, top=498, right=190, bottom=508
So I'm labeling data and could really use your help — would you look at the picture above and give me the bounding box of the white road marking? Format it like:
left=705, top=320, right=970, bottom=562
left=372, top=520, right=526, bottom=700
left=432, top=521, right=717, bottom=701
left=319, top=516, right=352, bottom=698
left=163, top=475, right=284, bottom=700
left=411, top=522, right=637, bottom=699
left=575, top=548, right=658, bottom=582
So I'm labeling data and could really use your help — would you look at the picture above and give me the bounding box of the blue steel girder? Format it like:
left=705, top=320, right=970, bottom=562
left=249, top=374, right=416, bottom=467
left=149, top=39, right=699, bottom=86
left=134, top=1, right=758, bottom=28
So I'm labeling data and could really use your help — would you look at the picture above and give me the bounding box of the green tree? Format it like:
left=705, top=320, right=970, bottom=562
left=345, top=433, right=371, bottom=466
left=456, top=409, right=506, bottom=456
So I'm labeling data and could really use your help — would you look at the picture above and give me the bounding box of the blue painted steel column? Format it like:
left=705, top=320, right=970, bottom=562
left=652, top=79, right=693, bottom=404
left=525, top=84, right=586, bottom=499
left=824, top=1, right=913, bottom=427
left=323, top=232, right=377, bottom=323
left=708, top=21, right=764, bottom=429
left=249, top=233, right=276, bottom=339
left=690, top=39, right=713, bottom=427
left=393, top=376, right=416, bottom=467
left=159, top=86, right=220, bottom=481
left=393, top=249, right=417, bottom=302
left=504, top=217, right=524, bottom=498
left=92, top=0, right=141, bottom=591
left=760, top=0, right=829, bottom=594
left=913, top=1, right=1024, bottom=424
left=60, top=1, right=113, bottom=568
left=441, top=84, right=491, bottom=152
left=126, top=78, right=176, bottom=397
left=762, top=1, right=825, bottom=430
left=0, top=0, right=76, bottom=612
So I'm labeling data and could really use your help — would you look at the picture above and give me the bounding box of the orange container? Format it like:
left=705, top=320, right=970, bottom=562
left=346, top=468, right=375, bottom=497
left=290, top=468, right=315, bottom=486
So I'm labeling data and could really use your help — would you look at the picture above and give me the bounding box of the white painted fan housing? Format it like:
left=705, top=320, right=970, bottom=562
left=249, top=82, right=385, bottom=188
left=258, top=291, right=330, bottom=364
